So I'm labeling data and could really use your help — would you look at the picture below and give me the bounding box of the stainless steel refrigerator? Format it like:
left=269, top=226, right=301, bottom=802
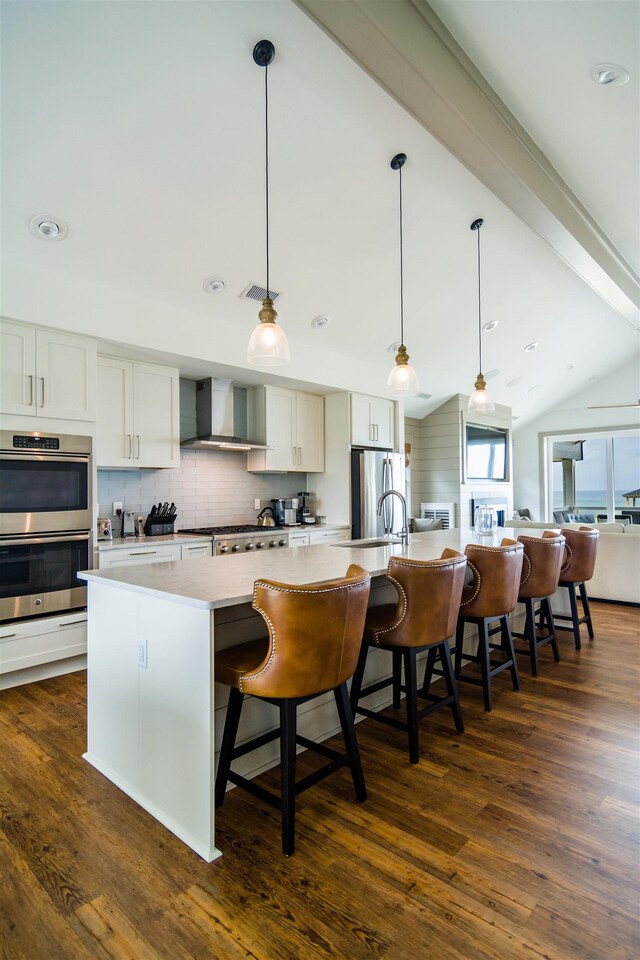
left=350, top=449, right=405, bottom=539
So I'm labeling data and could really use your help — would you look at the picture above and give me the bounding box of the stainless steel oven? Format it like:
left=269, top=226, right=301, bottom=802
left=0, top=431, right=93, bottom=623
left=0, top=431, right=92, bottom=535
left=0, top=531, right=91, bottom=620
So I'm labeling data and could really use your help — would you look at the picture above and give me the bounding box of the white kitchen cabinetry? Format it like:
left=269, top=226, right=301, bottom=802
left=180, top=541, right=213, bottom=559
left=96, top=356, right=180, bottom=468
left=247, top=386, right=324, bottom=473
left=288, top=531, right=310, bottom=547
left=0, top=612, right=87, bottom=682
left=0, top=320, right=96, bottom=420
left=308, top=528, right=350, bottom=545
left=98, top=539, right=212, bottom=568
left=351, top=393, right=395, bottom=448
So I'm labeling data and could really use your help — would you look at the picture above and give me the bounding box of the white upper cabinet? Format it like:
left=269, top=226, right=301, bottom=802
left=247, top=386, right=324, bottom=473
left=0, top=320, right=96, bottom=421
left=96, top=356, right=180, bottom=468
left=350, top=393, right=395, bottom=449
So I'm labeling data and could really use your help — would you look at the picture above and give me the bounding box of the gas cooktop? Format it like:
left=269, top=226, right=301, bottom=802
left=180, top=524, right=285, bottom=536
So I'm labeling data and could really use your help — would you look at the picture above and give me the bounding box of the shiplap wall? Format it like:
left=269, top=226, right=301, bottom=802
left=407, top=394, right=513, bottom=528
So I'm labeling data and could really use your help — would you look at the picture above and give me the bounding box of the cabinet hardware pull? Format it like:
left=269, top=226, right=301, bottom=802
left=0, top=633, right=17, bottom=641
left=136, top=435, right=141, bottom=459
left=40, top=377, right=45, bottom=407
left=59, top=619, right=86, bottom=627
left=130, top=550, right=157, bottom=556
left=127, top=434, right=133, bottom=458
left=27, top=374, right=34, bottom=406
left=292, top=446, right=296, bottom=466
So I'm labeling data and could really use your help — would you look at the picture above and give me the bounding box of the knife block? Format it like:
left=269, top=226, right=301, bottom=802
left=144, top=518, right=175, bottom=537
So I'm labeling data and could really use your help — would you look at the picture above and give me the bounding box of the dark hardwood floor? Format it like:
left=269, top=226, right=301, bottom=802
left=1, top=601, right=639, bottom=959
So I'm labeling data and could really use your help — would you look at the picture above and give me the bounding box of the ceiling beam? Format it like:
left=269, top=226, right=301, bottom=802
left=294, top=0, right=640, bottom=329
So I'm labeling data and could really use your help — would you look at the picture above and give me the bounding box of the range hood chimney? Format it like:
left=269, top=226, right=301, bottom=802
left=181, top=378, right=268, bottom=451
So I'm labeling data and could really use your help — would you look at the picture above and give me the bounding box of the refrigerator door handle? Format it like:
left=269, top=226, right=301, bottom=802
left=382, top=458, right=392, bottom=533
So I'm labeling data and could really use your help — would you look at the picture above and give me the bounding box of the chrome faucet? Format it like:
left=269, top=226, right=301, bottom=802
left=377, top=489, right=410, bottom=546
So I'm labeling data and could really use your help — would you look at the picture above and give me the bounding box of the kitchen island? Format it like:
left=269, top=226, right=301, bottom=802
left=79, top=528, right=524, bottom=861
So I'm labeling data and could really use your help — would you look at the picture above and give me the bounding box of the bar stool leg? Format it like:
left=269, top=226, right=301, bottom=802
left=567, top=583, right=582, bottom=650
left=403, top=648, right=420, bottom=763
left=280, top=699, right=297, bottom=856
left=478, top=620, right=492, bottom=713
left=454, top=619, right=465, bottom=678
left=542, top=597, right=560, bottom=662
left=579, top=582, right=595, bottom=640
left=334, top=682, right=367, bottom=801
left=421, top=646, right=438, bottom=697
left=440, top=641, right=464, bottom=733
left=524, top=598, right=539, bottom=676
left=215, top=687, right=244, bottom=807
left=501, top=615, right=520, bottom=691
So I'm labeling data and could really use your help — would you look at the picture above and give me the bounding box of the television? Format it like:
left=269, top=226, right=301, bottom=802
left=465, top=423, right=508, bottom=481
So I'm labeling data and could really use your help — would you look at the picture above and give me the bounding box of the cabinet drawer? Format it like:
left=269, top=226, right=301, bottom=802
left=0, top=614, right=87, bottom=674
left=98, top=545, right=182, bottom=568
left=288, top=533, right=310, bottom=547
left=308, top=529, right=350, bottom=544
left=181, top=542, right=213, bottom=559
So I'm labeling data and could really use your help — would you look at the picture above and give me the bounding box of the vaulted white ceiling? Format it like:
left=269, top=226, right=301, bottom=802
left=2, top=1, right=638, bottom=427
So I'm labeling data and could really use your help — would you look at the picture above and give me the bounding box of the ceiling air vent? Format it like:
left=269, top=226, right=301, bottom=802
left=242, top=283, right=282, bottom=303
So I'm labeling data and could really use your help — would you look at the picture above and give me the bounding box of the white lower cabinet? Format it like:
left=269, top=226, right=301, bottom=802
left=98, top=539, right=212, bottom=568
left=308, top=528, right=350, bottom=545
left=288, top=532, right=310, bottom=548
left=0, top=612, right=87, bottom=679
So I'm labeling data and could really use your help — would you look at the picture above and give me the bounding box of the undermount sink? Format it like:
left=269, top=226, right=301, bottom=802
left=337, top=537, right=403, bottom=549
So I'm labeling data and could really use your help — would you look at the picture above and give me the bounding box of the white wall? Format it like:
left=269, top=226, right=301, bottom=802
left=512, top=358, right=640, bottom=520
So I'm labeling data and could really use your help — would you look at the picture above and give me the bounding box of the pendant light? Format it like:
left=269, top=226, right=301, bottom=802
left=387, top=153, right=420, bottom=396
left=468, top=218, right=495, bottom=413
left=247, top=40, right=290, bottom=366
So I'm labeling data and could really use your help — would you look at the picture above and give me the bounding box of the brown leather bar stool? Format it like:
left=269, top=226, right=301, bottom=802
left=513, top=531, right=566, bottom=675
left=349, top=550, right=468, bottom=764
left=454, top=539, right=524, bottom=712
left=214, top=564, right=371, bottom=856
left=553, top=526, right=599, bottom=650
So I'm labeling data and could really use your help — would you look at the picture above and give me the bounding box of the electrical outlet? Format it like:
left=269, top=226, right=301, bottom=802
left=254, top=499, right=261, bottom=510
left=113, top=501, right=123, bottom=515
left=137, top=638, right=147, bottom=669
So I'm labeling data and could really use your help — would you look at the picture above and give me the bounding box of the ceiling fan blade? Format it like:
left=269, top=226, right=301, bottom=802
left=588, top=400, right=640, bottom=409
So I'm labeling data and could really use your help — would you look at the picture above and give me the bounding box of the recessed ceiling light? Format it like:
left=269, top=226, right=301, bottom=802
left=311, top=314, right=331, bottom=329
left=387, top=341, right=401, bottom=354
left=29, top=215, right=68, bottom=241
left=484, top=368, right=499, bottom=381
left=527, top=384, right=543, bottom=394
left=483, top=320, right=498, bottom=332
left=564, top=363, right=576, bottom=372
left=524, top=341, right=538, bottom=353
left=203, top=276, right=226, bottom=294
left=507, top=377, right=523, bottom=388
left=590, top=63, right=630, bottom=86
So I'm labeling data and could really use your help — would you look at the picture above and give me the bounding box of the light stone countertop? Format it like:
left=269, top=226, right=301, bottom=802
left=96, top=524, right=350, bottom=551
left=80, top=527, right=532, bottom=610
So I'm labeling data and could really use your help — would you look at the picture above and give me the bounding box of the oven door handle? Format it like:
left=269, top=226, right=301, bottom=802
left=0, top=532, right=91, bottom=547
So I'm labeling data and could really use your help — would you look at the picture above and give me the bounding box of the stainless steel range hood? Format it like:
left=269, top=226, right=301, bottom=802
left=181, top=378, right=268, bottom=451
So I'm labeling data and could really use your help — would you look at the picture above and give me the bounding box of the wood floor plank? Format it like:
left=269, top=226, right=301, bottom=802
left=0, top=600, right=638, bottom=959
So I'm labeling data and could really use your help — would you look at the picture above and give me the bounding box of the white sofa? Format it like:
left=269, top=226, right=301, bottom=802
left=505, top=520, right=640, bottom=605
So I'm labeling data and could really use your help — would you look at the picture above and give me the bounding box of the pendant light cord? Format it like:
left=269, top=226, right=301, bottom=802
left=264, top=63, right=270, bottom=299
left=399, top=164, right=404, bottom=346
left=476, top=224, right=482, bottom=373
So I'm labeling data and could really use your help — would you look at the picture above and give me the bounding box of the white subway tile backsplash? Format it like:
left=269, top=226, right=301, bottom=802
left=97, top=452, right=303, bottom=528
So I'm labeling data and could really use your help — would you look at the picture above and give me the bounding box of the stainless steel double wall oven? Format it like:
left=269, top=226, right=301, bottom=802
left=0, top=431, right=93, bottom=622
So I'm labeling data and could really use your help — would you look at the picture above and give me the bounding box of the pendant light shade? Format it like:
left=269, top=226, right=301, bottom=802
left=388, top=153, right=419, bottom=397
left=468, top=218, right=495, bottom=413
left=247, top=40, right=290, bottom=366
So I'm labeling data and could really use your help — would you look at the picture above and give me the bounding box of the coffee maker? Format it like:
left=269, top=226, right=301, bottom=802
left=297, top=491, right=315, bottom=524
left=270, top=498, right=286, bottom=526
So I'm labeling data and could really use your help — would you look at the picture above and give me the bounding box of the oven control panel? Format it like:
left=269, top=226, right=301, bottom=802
left=215, top=534, right=289, bottom=556
left=12, top=434, right=61, bottom=450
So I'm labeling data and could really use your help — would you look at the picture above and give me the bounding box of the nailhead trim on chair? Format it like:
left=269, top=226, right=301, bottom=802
left=520, top=554, right=532, bottom=585
left=459, top=559, right=481, bottom=607
left=561, top=544, right=573, bottom=574
left=371, top=573, right=407, bottom=642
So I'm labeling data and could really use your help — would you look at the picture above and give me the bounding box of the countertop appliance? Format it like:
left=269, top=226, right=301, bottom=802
left=97, top=517, right=113, bottom=540
left=0, top=431, right=93, bottom=622
left=270, top=499, right=286, bottom=526
left=178, top=524, right=289, bottom=556
left=297, top=491, right=315, bottom=524
left=350, top=448, right=405, bottom=540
